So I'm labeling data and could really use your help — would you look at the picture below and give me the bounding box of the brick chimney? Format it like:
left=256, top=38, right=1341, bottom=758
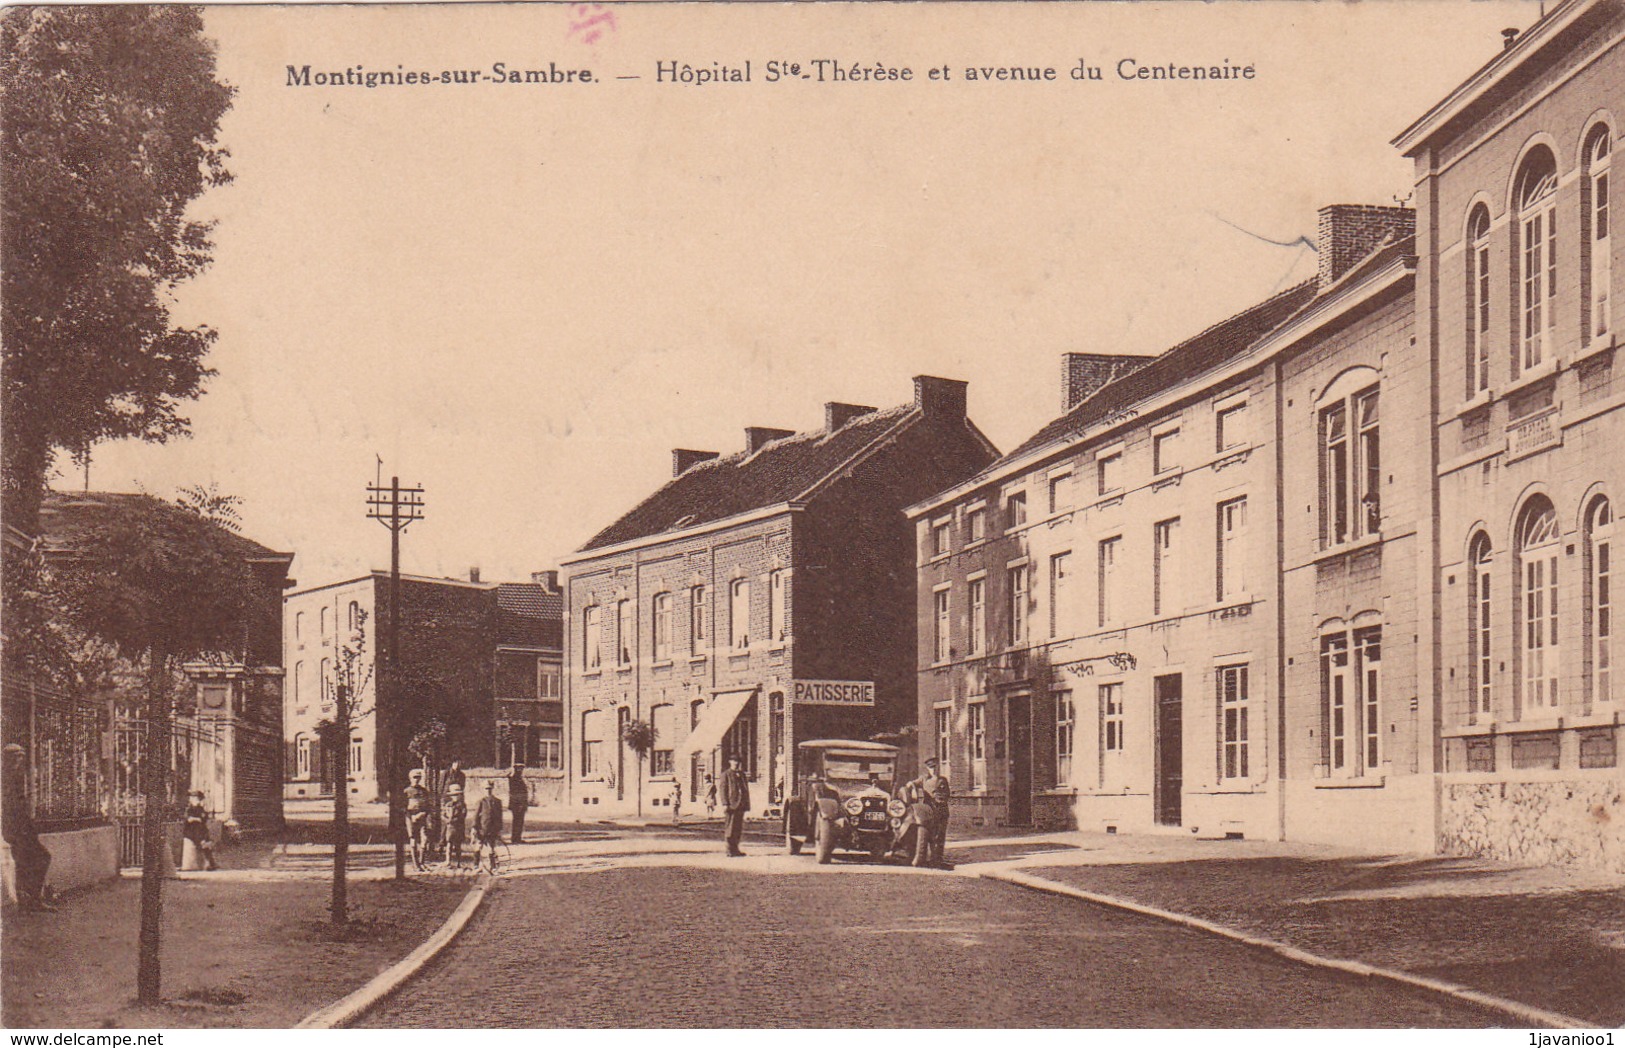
left=913, top=375, right=968, bottom=419
left=825, top=402, right=877, bottom=430
left=1317, top=205, right=1415, bottom=289
left=469, top=567, right=481, bottom=583
left=745, top=426, right=795, bottom=454
left=1060, top=353, right=1156, bottom=411
left=531, top=570, right=560, bottom=591
left=672, top=449, right=719, bottom=477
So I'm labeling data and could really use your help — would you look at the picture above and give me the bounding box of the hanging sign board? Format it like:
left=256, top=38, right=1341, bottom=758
left=791, top=680, right=875, bottom=706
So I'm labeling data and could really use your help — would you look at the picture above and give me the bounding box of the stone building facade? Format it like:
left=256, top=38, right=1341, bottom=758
left=1399, top=0, right=1625, bottom=870
left=562, top=377, right=997, bottom=817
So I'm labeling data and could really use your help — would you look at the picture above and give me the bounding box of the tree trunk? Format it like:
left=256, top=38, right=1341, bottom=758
left=136, top=644, right=171, bottom=1004
left=331, top=696, right=351, bottom=926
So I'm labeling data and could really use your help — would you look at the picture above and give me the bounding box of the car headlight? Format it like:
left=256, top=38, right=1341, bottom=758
left=843, top=797, right=864, bottom=816
left=887, top=799, right=907, bottom=818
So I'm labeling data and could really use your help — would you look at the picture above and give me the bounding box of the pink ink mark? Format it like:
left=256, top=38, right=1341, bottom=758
left=568, top=4, right=618, bottom=46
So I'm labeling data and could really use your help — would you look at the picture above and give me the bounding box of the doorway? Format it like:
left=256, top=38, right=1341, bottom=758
left=1154, top=675, right=1183, bottom=826
left=1005, top=692, right=1032, bottom=826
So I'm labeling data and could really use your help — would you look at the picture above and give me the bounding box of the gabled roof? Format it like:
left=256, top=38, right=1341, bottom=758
left=1001, top=280, right=1319, bottom=464
left=495, top=581, right=563, bottom=650
left=40, top=491, right=291, bottom=563
left=579, top=403, right=920, bottom=552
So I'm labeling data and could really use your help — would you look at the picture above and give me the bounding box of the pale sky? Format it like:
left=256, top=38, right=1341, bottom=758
left=71, top=1, right=1538, bottom=588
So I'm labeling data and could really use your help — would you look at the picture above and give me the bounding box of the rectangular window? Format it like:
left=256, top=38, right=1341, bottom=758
left=350, top=737, right=364, bottom=776
left=730, top=579, right=751, bottom=650
left=1322, top=633, right=1351, bottom=772
left=769, top=569, right=787, bottom=643
left=969, top=577, right=987, bottom=656
left=968, top=700, right=987, bottom=789
left=934, top=705, right=951, bottom=780
left=1475, top=549, right=1494, bottom=716
left=690, top=585, right=707, bottom=653
left=536, top=728, right=562, bottom=771
left=1476, top=241, right=1492, bottom=392
left=1216, top=401, right=1248, bottom=452
left=1356, top=390, right=1381, bottom=537
left=932, top=520, right=952, bottom=558
left=1322, top=402, right=1350, bottom=546
left=1005, top=491, right=1027, bottom=531
left=652, top=592, right=672, bottom=661
left=1007, top=565, right=1029, bottom=646
left=967, top=507, right=987, bottom=544
left=1097, top=537, right=1121, bottom=626
left=1049, top=551, right=1072, bottom=639
left=538, top=663, right=561, bottom=699
left=1524, top=549, right=1560, bottom=712
left=1153, top=429, right=1181, bottom=474
left=1100, top=682, right=1124, bottom=754
left=1521, top=204, right=1558, bottom=371
left=933, top=586, right=952, bottom=663
left=616, top=599, right=633, bottom=666
left=650, top=704, right=675, bottom=777
left=1055, top=690, right=1075, bottom=787
left=296, top=736, right=311, bottom=778
left=582, top=711, right=602, bottom=777
left=1051, top=470, right=1075, bottom=513
left=1322, top=387, right=1382, bottom=547
left=1153, top=518, right=1181, bottom=617
left=1596, top=169, right=1612, bottom=338
left=1095, top=454, right=1121, bottom=497
left=1356, top=626, right=1382, bottom=771
left=1217, top=664, right=1250, bottom=780
left=1596, top=529, right=1613, bottom=706
left=1217, top=497, right=1248, bottom=602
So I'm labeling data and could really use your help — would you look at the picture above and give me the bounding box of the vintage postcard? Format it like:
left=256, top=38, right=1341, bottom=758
left=2, top=0, right=1622, bottom=1035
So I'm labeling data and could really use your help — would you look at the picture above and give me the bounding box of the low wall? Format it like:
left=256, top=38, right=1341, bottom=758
left=1439, top=776, right=1625, bottom=873
left=1, top=824, right=120, bottom=905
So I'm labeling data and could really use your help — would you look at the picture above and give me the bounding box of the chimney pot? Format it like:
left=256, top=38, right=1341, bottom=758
left=531, top=570, right=560, bottom=591
left=672, top=449, right=720, bottom=477
left=913, top=375, right=969, bottom=420
left=745, top=426, right=795, bottom=454
left=825, top=402, right=878, bottom=430
left=469, top=567, right=481, bottom=583
left=1503, top=27, right=1520, bottom=49
left=1316, top=204, right=1415, bottom=289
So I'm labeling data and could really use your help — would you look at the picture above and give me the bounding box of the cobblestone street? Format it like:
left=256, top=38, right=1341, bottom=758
left=362, top=837, right=1508, bottom=1028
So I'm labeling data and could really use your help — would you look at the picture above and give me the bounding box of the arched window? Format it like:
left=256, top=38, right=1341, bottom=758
left=1467, top=205, right=1492, bottom=396
left=1586, top=126, right=1612, bottom=340
left=651, top=592, right=672, bottom=661
left=347, top=600, right=361, bottom=632
left=319, top=605, right=330, bottom=638
left=1515, top=147, right=1560, bottom=374
left=294, top=610, right=305, bottom=641
left=293, top=661, right=304, bottom=707
left=729, top=578, right=751, bottom=649
left=581, top=709, right=603, bottom=777
left=1519, top=499, right=1561, bottom=715
left=295, top=733, right=312, bottom=778
left=1588, top=497, right=1614, bottom=708
left=1468, top=534, right=1494, bottom=719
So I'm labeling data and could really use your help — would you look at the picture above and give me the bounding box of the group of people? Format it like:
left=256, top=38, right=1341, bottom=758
left=403, top=761, right=533, bottom=874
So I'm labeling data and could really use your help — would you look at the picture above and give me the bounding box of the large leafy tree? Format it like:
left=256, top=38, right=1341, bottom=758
left=1, top=7, right=234, bottom=530
left=49, top=493, right=260, bottom=1004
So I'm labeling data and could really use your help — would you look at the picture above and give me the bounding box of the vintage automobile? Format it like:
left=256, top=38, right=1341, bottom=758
left=783, top=739, right=909, bottom=864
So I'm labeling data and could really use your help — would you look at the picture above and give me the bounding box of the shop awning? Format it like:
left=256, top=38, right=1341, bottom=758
left=677, top=688, right=755, bottom=759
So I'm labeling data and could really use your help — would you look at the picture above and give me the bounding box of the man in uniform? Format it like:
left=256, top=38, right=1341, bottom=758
left=404, top=768, right=433, bottom=871
left=905, top=757, right=951, bottom=868
left=3, top=744, right=54, bottom=911
left=719, top=754, right=749, bottom=856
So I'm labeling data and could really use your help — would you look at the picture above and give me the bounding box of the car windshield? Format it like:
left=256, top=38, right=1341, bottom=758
left=822, top=755, right=895, bottom=785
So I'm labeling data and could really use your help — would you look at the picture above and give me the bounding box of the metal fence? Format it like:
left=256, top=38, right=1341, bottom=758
left=2, top=672, right=105, bottom=824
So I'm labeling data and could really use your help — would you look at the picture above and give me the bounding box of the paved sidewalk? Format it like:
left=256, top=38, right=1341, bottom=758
left=949, top=832, right=1625, bottom=1027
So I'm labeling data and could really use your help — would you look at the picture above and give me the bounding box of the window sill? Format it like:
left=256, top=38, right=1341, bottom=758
left=1151, top=470, right=1184, bottom=492
left=1206, top=598, right=1257, bottom=622
left=964, top=539, right=987, bottom=551
left=1091, top=494, right=1123, bottom=512
left=1040, top=787, right=1079, bottom=797
left=689, top=654, right=708, bottom=664
left=581, top=671, right=602, bottom=680
left=1572, top=331, right=1617, bottom=367
left=1312, top=532, right=1385, bottom=565
left=1213, top=446, right=1253, bottom=472
left=1504, top=357, right=1560, bottom=398
left=1193, top=783, right=1265, bottom=795
left=728, top=650, right=751, bottom=659
left=615, top=665, right=634, bottom=674
left=767, top=643, right=786, bottom=654
left=651, top=659, right=674, bottom=670
left=1313, top=774, right=1386, bottom=789
left=1455, top=389, right=1494, bottom=418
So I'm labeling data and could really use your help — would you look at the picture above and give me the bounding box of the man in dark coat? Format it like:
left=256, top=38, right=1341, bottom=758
left=473, top=780, right=504, bottom=873
left=3, top=744, right=53, bottom=911
left=507, top=764, right=531, bottom=844
left=720, top=754, right=750, bottom=856
left=905, top=757, right=951, bottom=868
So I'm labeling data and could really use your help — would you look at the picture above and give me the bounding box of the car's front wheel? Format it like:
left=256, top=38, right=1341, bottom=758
left=786, top=825, right=803, bottom=855
left=815, top=816, right=835, bottom=864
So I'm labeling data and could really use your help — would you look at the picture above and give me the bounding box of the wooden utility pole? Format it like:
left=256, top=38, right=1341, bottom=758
left=367, top=473, right=424, bottom=880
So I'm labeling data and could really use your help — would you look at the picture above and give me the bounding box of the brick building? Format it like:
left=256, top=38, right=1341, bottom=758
left=1399, top=0, right=1625, bottom=869
left=910, top=209, right=1429, bottom=848
left=282, top=570, right=563, bottom=803
left=561, top=376, right=998, bottom=817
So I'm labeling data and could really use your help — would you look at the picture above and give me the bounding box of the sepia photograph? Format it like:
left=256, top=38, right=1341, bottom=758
left=2, top=0, right=1623, bottom=1033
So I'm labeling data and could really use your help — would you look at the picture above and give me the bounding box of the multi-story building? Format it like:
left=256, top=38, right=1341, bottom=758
left=561, top=376, right=998, bottom=817
left=1399, top=0, right=1625, bottom=869
left=911, top=208, right=1429, bottom=849
left=282, top=569, right=563, bottom=802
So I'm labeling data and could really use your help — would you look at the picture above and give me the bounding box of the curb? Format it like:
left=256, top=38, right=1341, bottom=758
left=294, top=872, right=494, bottom=1029
left=978, top=867, right=1595, bottom=1030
